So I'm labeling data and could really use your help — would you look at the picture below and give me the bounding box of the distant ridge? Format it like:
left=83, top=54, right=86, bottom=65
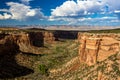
left=88, top=28, right=120, bottom=33
left=26, top=28, right=46, bottom=31
left=0, top=26, right=120, bottom=31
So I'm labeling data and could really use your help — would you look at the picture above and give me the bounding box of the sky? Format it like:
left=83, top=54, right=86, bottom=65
left=0, top=0, right=120, bottom=26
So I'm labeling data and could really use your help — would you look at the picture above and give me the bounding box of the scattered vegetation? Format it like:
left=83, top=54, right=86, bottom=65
left=13, top=39, right=79, bottom=79
left=0, top=28, right=120, bottom=80
left=39, top=64, right=48, bottom=75
left=50, top=53, right=120, bottom=80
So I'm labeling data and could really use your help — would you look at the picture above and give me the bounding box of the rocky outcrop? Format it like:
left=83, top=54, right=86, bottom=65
left=43, top=32, right=56, bottom=43
left=0, top=31, right=57, bottom=54
left=0, top=33, right=19, bottom=55
left=28, top=32, right=44, bottom=47
left=16, top=33, right=42, bottom=54
left=0, top=33, right=34, bottom=79
left=78, top=33, right=120, bottom=66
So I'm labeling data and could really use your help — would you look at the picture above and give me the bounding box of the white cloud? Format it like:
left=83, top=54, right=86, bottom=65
left=50, top=0, right=105, bottom=22
left=51, top=0, right=103, bottom=17
left=4, top=13, right=12, bottom=19
left=0, top=2, right=45, bottom=20
left=26, top=10, right=36, bottom=16
left=0, top=14, right=4, bottom=19
left=50, top=0, right=120, bottom=24
left=20, top=0, right=32, bottom=5
left=51, top=1, right=80, bottom=17
left=0, top=13, right=12, bottom=19
left=114, top=10, right=120, bottom=19
left=114, top=10, right=120, bottom=13
left=0, top=9, right=9, bottom=12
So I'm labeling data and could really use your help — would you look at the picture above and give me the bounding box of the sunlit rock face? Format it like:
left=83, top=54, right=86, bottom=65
left=78, top=33, right=120, bottom=66
left=43, top=32, right=56, bottom=43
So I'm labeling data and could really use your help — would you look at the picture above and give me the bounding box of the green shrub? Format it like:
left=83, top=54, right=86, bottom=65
left=55, top=46, right=64, bottom=52
left=112, top=64, right=120, bottom=76
left=39, top=64, right=48, bottom=75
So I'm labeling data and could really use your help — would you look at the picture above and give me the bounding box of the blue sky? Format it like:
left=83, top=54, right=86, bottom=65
left=0, top=0, right=120, bottom=26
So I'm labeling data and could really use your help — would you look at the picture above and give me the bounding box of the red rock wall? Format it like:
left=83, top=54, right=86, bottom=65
left=43, top=32, right=55, bottom=43
left=78, top=33, right=120, bottom=66
left=0, top=31, right=57, bottom=54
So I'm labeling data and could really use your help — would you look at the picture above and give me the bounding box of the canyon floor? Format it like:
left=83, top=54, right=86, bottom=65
left=10, top=39, right=78, bottom=80
left=0, top=28, right=120, bottom=80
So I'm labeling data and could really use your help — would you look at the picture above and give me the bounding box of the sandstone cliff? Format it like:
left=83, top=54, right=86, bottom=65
left=0, top=33, right=19, bottom=55
left=78, top=33, right=120, bottom=66
left=49, top=33, right=120, bottom=80
left=0, top=31, right=57, bottom=54
left=43, top=32, right=56, bottom=43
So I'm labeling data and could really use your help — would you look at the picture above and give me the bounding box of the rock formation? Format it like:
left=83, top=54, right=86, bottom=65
left=28, top=32, right=44, bottom=47
left=78, top=33, right=120, bottom=66
left=0, top=33, right=34, bottom=78
left=43, top=32, right=56, bottom=43
left=0, top=31, right=57, bottom=54
left=0, top=33, right=19, bottom=55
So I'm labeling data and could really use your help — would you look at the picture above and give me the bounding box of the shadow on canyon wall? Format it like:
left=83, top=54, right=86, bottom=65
left=0, top=30, right=79, bottom=79
left=54, top=31, right=79, bottom=40
left=0, top=40, right=34, bottom=79
left=28, top=32, right=44, bottom=47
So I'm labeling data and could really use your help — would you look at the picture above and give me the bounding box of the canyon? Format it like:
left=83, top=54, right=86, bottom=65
left=0, top=28, right=120, bottom=80
left=49, top=33, right=120, bottom=80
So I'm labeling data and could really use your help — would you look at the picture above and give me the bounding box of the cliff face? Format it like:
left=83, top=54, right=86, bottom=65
left=78, top=33, right=120, bottom=66
left=28, top=32, right=44, bottom=47
left=0, top=33, right=35, bottom=78
left=16, top=33, right=42, bottom=54
left=54, top=31, right=78, bottom=39
left=43, top=32, right=56, bottom=43
left=0, top=31, right=57, bottom=54
left=0, top=33, right=19, bottom=55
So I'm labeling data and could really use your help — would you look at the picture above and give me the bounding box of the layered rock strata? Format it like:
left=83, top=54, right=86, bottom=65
left=78, top=33, right=120, bottom=66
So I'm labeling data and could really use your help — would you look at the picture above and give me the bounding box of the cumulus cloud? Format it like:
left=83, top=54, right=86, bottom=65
left=50, top=0, right=120, bottom=24
left=0, top=13, right=12, bottom=19
left=0, top=2, right=45, bottom=20
left=51, top=0, right=103, bottom=17
left=20, top=0, right=32, bottom=5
